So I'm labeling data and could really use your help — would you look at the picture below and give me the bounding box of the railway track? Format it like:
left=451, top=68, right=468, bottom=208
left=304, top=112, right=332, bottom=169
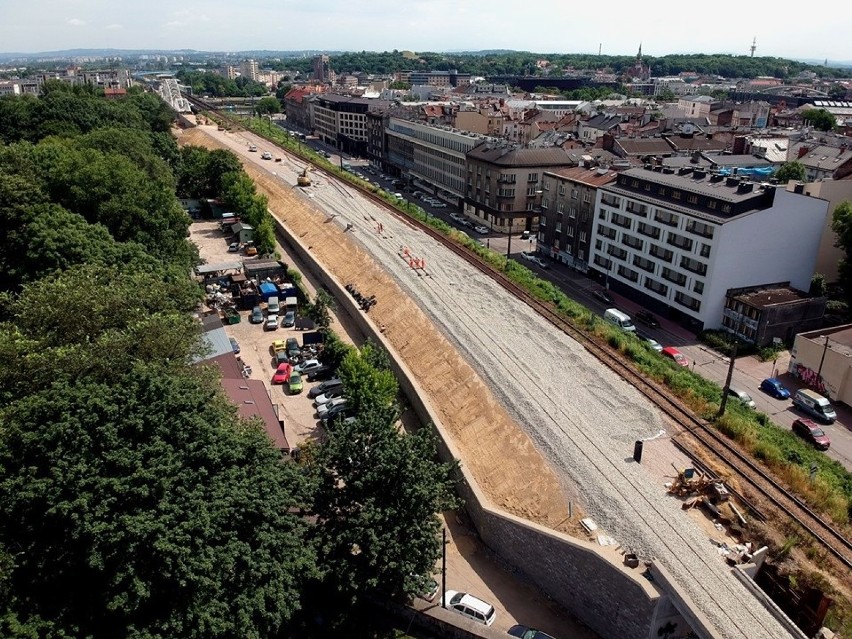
left=189, top=98, right=852, bottom=572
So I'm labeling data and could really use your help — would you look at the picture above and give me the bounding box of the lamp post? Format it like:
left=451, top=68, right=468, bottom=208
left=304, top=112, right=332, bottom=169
left=816, top=335, right=830, bottom=380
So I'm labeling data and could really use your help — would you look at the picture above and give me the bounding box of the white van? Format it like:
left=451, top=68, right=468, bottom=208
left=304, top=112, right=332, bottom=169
left=267, top=296, right=280, bottom=315
left=604, top=308, right=636, bottom=332
left=793, top=388, right=836, bottom=424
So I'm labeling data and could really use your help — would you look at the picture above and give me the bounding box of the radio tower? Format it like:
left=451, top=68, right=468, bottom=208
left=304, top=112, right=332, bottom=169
left=750, top=37, right=756, bottom=57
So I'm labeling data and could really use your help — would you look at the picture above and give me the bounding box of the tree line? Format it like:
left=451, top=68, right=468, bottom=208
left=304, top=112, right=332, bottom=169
left=0, top=84, right=458, bottom=637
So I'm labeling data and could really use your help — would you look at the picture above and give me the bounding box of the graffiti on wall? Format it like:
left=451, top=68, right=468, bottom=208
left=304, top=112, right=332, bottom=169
left=793, top=363, right=827, bottom=396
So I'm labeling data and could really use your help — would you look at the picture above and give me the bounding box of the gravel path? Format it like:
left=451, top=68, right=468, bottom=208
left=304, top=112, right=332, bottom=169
left=301, top=176, right=793, bottom=639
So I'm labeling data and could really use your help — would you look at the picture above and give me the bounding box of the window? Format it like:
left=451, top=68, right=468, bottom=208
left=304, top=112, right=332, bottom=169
left=626, top=202, right=648, bottom=217
left=618, top=265, right=639, bottom=282
left=528, top=172, right=539, bottom=183
left=658, top=187, right=667, bottom=196
left=661, top=267, right=687, bottom=286
left=633, top=255, right=655, bottom=273
left=686, top=220, right=714, bottom=239
left=675, top=291, right=701, bottom=311
left=610, top=246, right=627, bottom=260
left=569, top=206, right=576, bottom=218
left=680, top=256, right=707, bottom=276
left=622, top=233, right=643, bottom=250
left=598, top=225, right=617, bottom=240
left=666, top=232, right=693, bottom=251
left=644, top=276, right=668, bottom=296
left=579, top=231, right=587, bottom=242
left=637, top=222, right=660, bottom=239
left=687, top=194, right=698, bottom=204
left=601, top=194, right=621, bottom=207
left=583, top=192, right=591, bottom=203
left=571, top=188, right=578, bottom=199
left=654, top=210, right=679, bottom=227
left=630, top=179, right=640, bottom=187
left=644, top=183, right=652, bottom=191
left=649, top=244, right=674, bottom=262
left=708, top=200, right=717, bottom=209
left=721, top=204, right=731, bottom=213
left=700, top=244, right=711, bottom=258
left=694, top=281, right=704, bottom=295
left=671, top=190, right=682, bottom=200
left=611, top=212, right=632, bottom=228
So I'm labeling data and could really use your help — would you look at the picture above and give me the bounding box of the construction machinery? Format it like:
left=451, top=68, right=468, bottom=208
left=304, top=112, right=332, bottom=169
left=297, top=167, right=312, bottom=187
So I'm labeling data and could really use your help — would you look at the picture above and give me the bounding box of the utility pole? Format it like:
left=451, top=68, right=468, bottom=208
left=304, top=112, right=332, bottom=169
left=816, top=335, right=830, bottom=379
left=717, top=341, right=738, bottom=419
left=441, top=527, right=447, bottom=609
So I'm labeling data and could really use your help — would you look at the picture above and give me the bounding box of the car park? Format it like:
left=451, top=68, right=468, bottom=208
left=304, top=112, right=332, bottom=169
left=264, top=315, right=279, bottom=331
left=250, top=306, right=264, bottom=324
left=634, top=309, right=660, bottom=329
left=229, top=337, right=240, bottom=355
left=288, top=371, right=304, bottom=394
left=442, top=590, right=496, bottom=626
left=661, top=346, right=688, bottom=367
left=271, top=363, right=293, bottom=385
left=508, top=625, right=556, bottom=639
left=759, top=377, right=790, bottom=400
left=309, top=378, right=343, bottom=398
left=792, top=418, right=831, bottom=450
left=474, top=225, right=489, bottom=235
left=592, top=288, right=614, bottom=304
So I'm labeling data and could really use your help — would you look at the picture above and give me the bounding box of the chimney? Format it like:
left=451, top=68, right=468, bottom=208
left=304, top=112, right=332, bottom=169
left=737, top=182, right=754, bottom=194
left=797, top=145, right=810, bottom=159
left=726, top=176, right=740, bottom=187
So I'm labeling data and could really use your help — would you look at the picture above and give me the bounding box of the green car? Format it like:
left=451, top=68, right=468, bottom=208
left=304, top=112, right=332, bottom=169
left=288, top=371, right=303, bottom=394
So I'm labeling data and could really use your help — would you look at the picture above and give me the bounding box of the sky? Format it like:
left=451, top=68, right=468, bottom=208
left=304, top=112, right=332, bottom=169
left=2, top=0, right=850, bottom=62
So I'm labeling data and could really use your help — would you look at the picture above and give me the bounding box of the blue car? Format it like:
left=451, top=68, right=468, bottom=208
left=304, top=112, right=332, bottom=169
left=760, top=378, right=790, bottom=400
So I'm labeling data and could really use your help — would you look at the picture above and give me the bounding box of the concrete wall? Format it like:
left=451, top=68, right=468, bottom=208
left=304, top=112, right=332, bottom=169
left=269, top=214, right=726, bottom=639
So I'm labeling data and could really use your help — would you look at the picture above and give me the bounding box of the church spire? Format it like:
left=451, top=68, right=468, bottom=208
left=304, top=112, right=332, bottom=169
left=637, top=43, right=643, bottom=61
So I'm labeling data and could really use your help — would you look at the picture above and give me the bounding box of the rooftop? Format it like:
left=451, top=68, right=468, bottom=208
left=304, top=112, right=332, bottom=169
left=468, top=143, right=572, bottom=167
left=547, top=165, right=620, bottom=186
left=733, top=286, right=811, bottom=308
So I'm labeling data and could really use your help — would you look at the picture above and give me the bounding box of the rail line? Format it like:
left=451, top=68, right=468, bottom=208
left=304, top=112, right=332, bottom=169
left=188, top=97, right=852, bottom=572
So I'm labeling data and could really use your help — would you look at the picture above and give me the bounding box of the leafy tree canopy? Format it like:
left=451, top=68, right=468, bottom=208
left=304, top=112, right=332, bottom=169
left=831, top=201, right=852, bottom=298
left=774, top=161, right=807, bottom=184
left=802, top=108, right=837, bottom=132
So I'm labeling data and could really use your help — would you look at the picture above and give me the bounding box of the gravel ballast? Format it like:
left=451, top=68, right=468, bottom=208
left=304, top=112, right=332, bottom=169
left=301, top=180, right=794, bottom=639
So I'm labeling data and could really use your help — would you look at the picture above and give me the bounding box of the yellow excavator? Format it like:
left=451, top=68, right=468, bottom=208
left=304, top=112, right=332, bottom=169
left=297, top=167, right=312, bottom=187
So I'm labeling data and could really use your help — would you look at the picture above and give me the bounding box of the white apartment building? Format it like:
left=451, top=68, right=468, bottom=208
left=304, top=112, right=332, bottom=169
left=589, top=166, right=829, bottom=331
left=386, top=119, right=491, bottom=200
left=310, top=94, right=377, bottom=155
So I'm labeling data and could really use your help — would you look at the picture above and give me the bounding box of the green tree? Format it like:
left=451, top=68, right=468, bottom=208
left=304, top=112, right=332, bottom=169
left=308, top=289, right=335, bottom=330
left=309, top=409, right=458, bottom=606
left=337, top=346, right=398, bottom=415
left=774, top=161, right=807, bottom=184
left=802, top=108, right=837, bottom=131
left=831, top=201, right=852, bottom=298
left=253, top=215, right=277, bottom=256
left=0, top=365, right=316, bottom=638
left=810, top=272, right=827, bottom=297
left=254, top=96, right=281, bottom=116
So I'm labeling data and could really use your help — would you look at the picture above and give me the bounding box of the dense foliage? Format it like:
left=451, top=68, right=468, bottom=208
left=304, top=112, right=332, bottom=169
left=0, top=85, right=459, bottom=637
left=270, top=50, right=848, bottom=80
left=175, top=69, right=267, bottom=98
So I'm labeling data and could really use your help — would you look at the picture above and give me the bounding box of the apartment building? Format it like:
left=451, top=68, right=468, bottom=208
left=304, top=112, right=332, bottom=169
left=677, top=95, right=716, bottom=118
left=239, top=59, right=258, bottom=82
left=538, top=165, right=620, bottom=271
left=312, top=55, right=333, bottom=83
left=386, top=119, right=490, bottom=203
left=464, top=144, right=574, bottom=234
left=311, top=94, right=385, bottom=155
left=589, top=166, right=829, bottom=332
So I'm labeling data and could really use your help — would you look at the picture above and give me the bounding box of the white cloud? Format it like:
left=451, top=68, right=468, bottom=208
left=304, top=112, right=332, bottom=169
left=163, top=21, right=183, bottom=28
left=106, top=23, right=123, bottom=30
left=67, top=18, right=86, bottom=26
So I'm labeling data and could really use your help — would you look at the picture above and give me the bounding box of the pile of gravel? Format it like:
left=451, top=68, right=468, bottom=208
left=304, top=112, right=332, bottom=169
left=302, top=184, right=793, bottom=639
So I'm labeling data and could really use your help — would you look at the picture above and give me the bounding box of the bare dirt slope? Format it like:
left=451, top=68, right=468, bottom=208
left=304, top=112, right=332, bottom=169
left=179, top=127, right=573, bottom=531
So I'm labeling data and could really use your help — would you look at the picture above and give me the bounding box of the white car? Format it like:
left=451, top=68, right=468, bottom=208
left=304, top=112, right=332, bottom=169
left=450, top=212, right=464, bottom=222
left=264, top=315, right=279, bottom=331
left=432, top=202, right=447, bottom=209
left=248, top=145, right=257, bottom=152
left=442, top=590, right=496, bottom=626
left=521, top=251, right=548, bottom=268
left=474, top=225, right=489, bottom=235
left=295, top=359, right=322, bottom=374
left=313, top=388, right=345, bottom=406
left=261, top=151, right=272, bottom=160
left=317, top=397, right=348, bottom=417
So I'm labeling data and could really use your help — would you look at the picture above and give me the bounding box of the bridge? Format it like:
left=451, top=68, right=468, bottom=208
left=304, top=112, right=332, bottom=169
left=158, top=78, right=192, bottom=113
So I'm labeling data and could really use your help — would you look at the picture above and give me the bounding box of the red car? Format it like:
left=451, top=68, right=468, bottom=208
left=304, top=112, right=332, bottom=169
left=661, top=346, right=688, bottom=367
left=271, top=362, right=293, bottom=384
left=792, top=418, right=831, bottom=450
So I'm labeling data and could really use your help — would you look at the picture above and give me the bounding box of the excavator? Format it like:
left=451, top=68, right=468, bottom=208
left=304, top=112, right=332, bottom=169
left=296, top=167, right=312, bottom=187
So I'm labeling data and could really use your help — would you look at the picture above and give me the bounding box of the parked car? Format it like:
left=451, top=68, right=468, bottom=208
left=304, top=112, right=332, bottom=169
left=321, top=403, right=352, bottom=424
left=282, top=310, right=296, bottom=327
left=264, top=314, right=279, bottom=331
left=229, top=337, right=240, bottom=355
left=271, top=339, right=287, bottom=353
left=634, top=309, right=660, bottom=329
left=288, top=371, right=304, bottom=394
left=317, top=397, right=348, bottom=417
left=285, top=337, right=301, bottom=359
left=791, top=418, right=831, bottom=450
left=508, top=625, right=556, bottom=639
left=637, top=333, right=663, bottom=352
left=415, top=576, right=439, bottom=602
left=271, top=363, right=293, bottom=385
left=314, top=387, right=346, bottom=405
left=306, top=365, right=334, bottom=382
left=227, top=242, right=240, bottom=253
left=520, top=251, right=548, bottom=268
left=274, top=351, right=290, bottom=366
left=250, top=306, right=264, bottom=324
left=726, top=387, right=756, bottom=409
left=432, top=202, right=447, bottom=209
left=295, top=359, right=323, bottom=374
left=450, top=212, right=464, bottom=222
left=474, top=225, right=489, bottom=235
left=442, top=590, right=496, bottom=626
left=592, top=288, right=614, bottom=304
left=759, top=377, right=791, bottom=400
left=661, top=346, right=688, bottom=367
left=309, top=378, right=343, bottom=398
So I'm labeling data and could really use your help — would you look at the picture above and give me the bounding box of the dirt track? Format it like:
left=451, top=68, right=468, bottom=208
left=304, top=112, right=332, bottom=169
left=179, top=127, right=574, bottom=532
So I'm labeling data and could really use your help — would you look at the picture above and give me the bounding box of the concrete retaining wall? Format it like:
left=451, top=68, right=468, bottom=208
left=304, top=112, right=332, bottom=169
left=271, top=217, right=686, bottom=639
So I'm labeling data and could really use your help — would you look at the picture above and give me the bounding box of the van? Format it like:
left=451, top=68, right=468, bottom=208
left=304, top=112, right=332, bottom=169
left=267, top=296, right=280, bottom=315
left=604, top=308, right=636, bottom=332
left=793, top=388, right=836, bottom=424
